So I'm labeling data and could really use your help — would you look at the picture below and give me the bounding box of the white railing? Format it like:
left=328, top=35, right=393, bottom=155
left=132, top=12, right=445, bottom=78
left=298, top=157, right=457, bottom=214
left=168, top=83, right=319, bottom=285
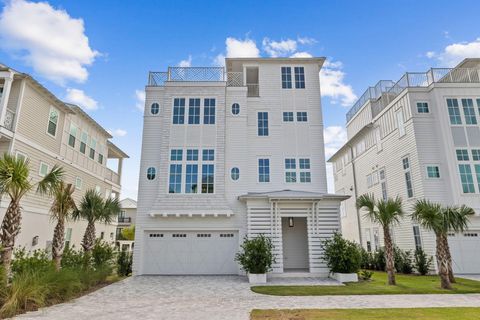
left=3, top=109, right=15, bottom=131
left=148, top=72, right=168, bottom=86
left=247, top=84, right=259, bottom=97
left=105, top=168, right=120, bottom=185
left=227, top=72, right=243, bottom=87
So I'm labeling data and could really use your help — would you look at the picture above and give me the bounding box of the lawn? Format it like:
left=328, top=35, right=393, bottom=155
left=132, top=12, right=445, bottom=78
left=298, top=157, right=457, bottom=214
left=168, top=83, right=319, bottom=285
left=251, top=272, right=480, bottom=296
left=251, top=308, right=480, bottom=320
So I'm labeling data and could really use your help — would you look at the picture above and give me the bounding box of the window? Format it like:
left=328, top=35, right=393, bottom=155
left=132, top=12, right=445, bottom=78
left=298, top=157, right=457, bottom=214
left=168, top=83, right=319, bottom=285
left=173, top=98, right=185, bottom=124
left=396, top=109, right=405, bottom=137
left=47, top=107, right=59, bottom=136
left=147, top=167, right=156, bottom=180
left=75, top=177, right=82, bottom=190
left=456, top=149, right=469, bottom=161
left=15, top=151, right=27, bottom=161
left=80, top=132, right=88, bottom=154
left=294, top=67, right=305, bottom=89
left=472, top=149, right=480, bottom=161
left=380, top=169, right=387, bottom=201
left=202, top=149, right=214, bottom=161
left=257, top=112, right=269, bottom=136
left=365, top=229, right=372, bottom=252
left=68, top=123, right=77, bottom=148
left=151, top=103, right=159, bottom=115
left=95, top=185, right=101, bottom=193
left=258, top=159, right=270, bottom=182
left=402, top=157, right=413, bottom=198
left=204, top=98, right=215, bottom=124
left=171, top=149, right=183, bottom=161
left=201, top=164, right=214, bottom=193
left=283, top=112, right=294, bottom=122
left=375, top=127, right=382, bottom=152
left=413, top=226, right=422, bottom=250
left=187, top=149, right=198, bottom=161
left=299, top=158, right=311, bottom=183
left=231, top=167, right=240, bottom=181
left=185, top=164, right=198, bottom=193
left=98, top=144, right=104, bottom=164
left=296, top=112, right=308, bottom=122
left=188, top=98, right=200, bottom=124
left=477, top=98, right=480, bottom=115
left=367, top=174, right=373, bottom=188
left=373, top=228, right=380, bottom=251
left=417, top=102, right=429, bottom=113
left=285, top=158, right=296, bottom=183
left=231, top=103, right=240, bottom=115
left=426, top=166, right=440, bottom=178
left=169, top=164, right=182, bottom=193
left=281, top=67, right=292, bottom=89
left=459, top=164, right=475, bottom=193
left=447, top=98, right=462, bottom=124
left=462, top=98, right=477, bottom=124
left=89, top=138, right=96, bottom=159
left=474, top=165, right=480, bottom=192
left=39, top=162, right=49, bottom=177
left=65, top=228, right=72, bottom=247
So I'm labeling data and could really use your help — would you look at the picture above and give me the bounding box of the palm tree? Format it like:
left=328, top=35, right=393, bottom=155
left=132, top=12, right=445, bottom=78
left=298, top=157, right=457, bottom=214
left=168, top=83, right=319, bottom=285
left=47, top=182, right=77, bottom=270
left=0, top=154, right=63, bottom=274
left=357, top=194, right=404, bottom=285
left=73, top=189, right=121, bottom=253
left=412, top=200, right=459, bottom=289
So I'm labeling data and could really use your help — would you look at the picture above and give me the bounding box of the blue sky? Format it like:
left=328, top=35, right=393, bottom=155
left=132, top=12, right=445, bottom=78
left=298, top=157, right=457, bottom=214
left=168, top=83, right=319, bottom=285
left=1, top=0, right=480, bottom=199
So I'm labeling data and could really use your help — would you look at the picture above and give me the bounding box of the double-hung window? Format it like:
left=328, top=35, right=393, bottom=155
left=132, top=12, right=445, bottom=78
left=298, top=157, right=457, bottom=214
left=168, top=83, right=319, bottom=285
left=201, top=149, right=215, bottom=194
left=98, top=144, right=104, bottom=164
left=459, top=164, right=475, bottom=193
left=281, top=67, right=292, bottom=89
left=413, top=226, right=422, bottom=250
left=204, top=98, right=216, bottom=124
left=169, top=164, right=182, bottom=193
left=185, top=164, right=198, bottom=193
left=258, top=112, right=269, bottom=136
left=258, top=159, right=270, bottom=183
left=285, top=158, right=296, bottom=183
left=297, top=112, right=308, bottom=122
left=68, top=123, right=77, bottom=148
left=299, top=158, right=311, bottom=182
left=447, top=98, right=462, bottom=124
left=402, top=157, right=413, bottom=198
left=379, top=169, right=387, bottom=201
left=283, top=112, right=294, bottom=122
left=89, top=138, right=96, bottom=160
left=462, top=98, right=477, bottom=125
left=188, top=98, right=200, bottom=124
left=80, top=132, right=88, bottom=154
left=294, top=67, right=305, bottom=88
left=47, top=107, right=59, bottom=137
left=173, top=98, right=185, bottom=124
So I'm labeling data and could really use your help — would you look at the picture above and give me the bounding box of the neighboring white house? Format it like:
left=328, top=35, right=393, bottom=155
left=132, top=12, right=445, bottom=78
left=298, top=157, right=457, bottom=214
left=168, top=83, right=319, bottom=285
left=133, top=58, right=348, bottom=276
left=329, top=58, right=480, bottom=274
left=117, top=198, right=136, bottom=251
left=0, top=64, right=129, bottom=252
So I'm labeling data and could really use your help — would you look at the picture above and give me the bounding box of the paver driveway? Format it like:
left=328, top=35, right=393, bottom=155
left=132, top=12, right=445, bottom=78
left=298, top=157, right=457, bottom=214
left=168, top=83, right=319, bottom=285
left=16, top=276, right=480, bottom=320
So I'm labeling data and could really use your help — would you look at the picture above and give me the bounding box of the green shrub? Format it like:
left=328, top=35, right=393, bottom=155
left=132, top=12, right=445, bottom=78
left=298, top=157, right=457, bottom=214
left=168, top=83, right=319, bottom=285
left=236, top=235, right=275, bottom=274
left=117, top=250, right=132, bottom=276
left=61, top=245, right=90, bottom=269
left=372, top=248, right=386, bottom=271
left=394, top=246, right=414, bottom=274
left=359, top=246, right=374, bottom=270
left=322, top=233, right=361, bottom=274
left=11, top=248, right=53, bottom=275
left=359, top=269, right=374, bottom=281
left=414, top=248, right=433, bottom=275
left=91, top=240, right=115, bottom=269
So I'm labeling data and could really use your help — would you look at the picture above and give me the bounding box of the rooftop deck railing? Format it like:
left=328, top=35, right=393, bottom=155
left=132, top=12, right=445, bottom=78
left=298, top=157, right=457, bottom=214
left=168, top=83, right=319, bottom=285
left=346, top=67, right=480, bottom=122
left=148, top=67, right=226, bottom=85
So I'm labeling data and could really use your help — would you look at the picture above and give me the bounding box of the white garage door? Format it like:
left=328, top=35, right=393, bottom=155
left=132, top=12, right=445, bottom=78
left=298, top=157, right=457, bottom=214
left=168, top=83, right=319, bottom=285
left=449, top=231, right=480, bottom=274
left=143, top=231, right=239, bottom=275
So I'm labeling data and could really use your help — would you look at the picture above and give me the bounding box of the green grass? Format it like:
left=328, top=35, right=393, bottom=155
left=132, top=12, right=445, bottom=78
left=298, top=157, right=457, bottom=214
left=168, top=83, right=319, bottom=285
left=251, top=308, right=480, bottom=320
left=251, top=272, right=480, bottom=296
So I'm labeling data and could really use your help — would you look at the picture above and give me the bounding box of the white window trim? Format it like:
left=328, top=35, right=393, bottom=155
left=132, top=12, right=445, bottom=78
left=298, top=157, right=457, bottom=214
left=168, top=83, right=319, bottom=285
left=39, top=161, right=49, bottom=177
left=425, top=164, right=441, bottom=179
left=396, top=109, right=406, bottom=137
left=46, top=106, right=60, bottom=138
left=15, top=151, right=28, bottom=161
left=68, top=122, right=77, bottom=149
left=230, top=167, right=240, bottom=182
left=257, top=156, right=271, bottom=184
left=415, top=101, right=430, bottom=114
left=75, top=176, right=83, bottom=190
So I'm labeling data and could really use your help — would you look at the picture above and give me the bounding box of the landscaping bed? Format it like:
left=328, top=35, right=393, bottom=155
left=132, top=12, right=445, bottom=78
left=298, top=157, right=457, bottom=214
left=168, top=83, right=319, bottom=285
left=251, top=272, right=480, bottom=296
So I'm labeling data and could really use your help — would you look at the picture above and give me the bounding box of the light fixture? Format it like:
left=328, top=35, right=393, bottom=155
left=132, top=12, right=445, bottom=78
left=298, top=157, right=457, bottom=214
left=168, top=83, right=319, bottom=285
left=288, top=217, right=294, bottom=227
left=32, top=236, right=39, bottom=246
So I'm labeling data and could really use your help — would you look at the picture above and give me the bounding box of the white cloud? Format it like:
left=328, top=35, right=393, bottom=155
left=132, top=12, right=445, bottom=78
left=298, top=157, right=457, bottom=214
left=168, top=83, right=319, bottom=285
left=290, top=51, right=313, bottom=58
left=297, top=37, right=316, bottom=45
left=0, top=0, right=99, bottom=84
left=65, top=88, right=98, bottom=110
left=427, top=38, right=480, bottom=67
left=262, top=38, right=297, bottom=57
left=135, top=89, right=145, bottom=111
left=107, top=128, right=127, bottom=137
left=320, top=59, right=357, bottom=107
left=323, top=125, right=347, bottom=159
left=178, top=55, right=192, bottom=67
left=213, top=37, right=260, bottom=66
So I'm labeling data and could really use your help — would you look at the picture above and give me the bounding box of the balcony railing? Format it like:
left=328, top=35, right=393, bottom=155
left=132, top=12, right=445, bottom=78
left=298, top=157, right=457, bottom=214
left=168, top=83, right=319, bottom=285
left=3, top=109, right=15, bottom=131
left=227, top=72, right=243, bottom=87
left=148, top=67, right=226, bottom=86
left=247, top=84, right=259, bottom=97
left=346, top=67, right=480, bottom=122
left=105, top=168, right=120, bottom=185
left=148, top=72, right=168, bottom=86
left=118, top=217, right=132, bottom=223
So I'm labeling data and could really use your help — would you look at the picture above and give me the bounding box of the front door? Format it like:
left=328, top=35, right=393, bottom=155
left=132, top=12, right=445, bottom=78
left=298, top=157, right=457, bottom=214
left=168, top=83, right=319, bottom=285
left=282, top=217, right=309, bottom=271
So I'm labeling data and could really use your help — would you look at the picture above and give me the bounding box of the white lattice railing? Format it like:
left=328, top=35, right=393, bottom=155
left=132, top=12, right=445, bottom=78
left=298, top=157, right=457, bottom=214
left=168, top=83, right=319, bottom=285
left=3, top=109, right=15, bottom=131
left=226, top=72, right=243, bottom=87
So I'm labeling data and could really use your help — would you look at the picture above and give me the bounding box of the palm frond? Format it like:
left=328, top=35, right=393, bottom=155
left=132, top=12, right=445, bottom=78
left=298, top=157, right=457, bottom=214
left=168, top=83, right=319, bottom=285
left=412, top=199, right=444, bottom=233
left=0, top=153, right=33, bottom=200
left=100, top=196, right=121, bottom=224
left=445, top=204, right=474, bottom=232
left=36, top=165, right=64, bottom=196
left=50, top=182, right=77, bottom=222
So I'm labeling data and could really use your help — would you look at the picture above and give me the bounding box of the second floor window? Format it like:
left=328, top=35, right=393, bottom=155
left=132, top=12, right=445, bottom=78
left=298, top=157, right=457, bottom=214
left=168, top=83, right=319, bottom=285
left=258, top=158, right=270, bottom=182
left=258, top=112, right=269, bottom=136
left=169, top=164, right=182, bottom=193
left=299, top=158, right=311, bottom=182
left=98, top=144, right=104, bottom=164
left=173, top=98, right=185, bottom=124
left=204, top=98, right=216, bottom=124
left=47, top=107, right=59, bottom=137
left=80, top=132, right=88, bottom=154
left=185, top=164, right=198, bottom=193
left=89, top=138, right=96, bottom=160
left=462, top=98, right=477, bottom=125
left=188, top=98, right=200, bottom=124
left=201, top=164, right=215, bottom=193
left=281, top=67, right=292, bottom=89
left=68, top=123, right=77, bottom=148
left=294, top=67, right=305, bottom=89
left=285, top=158, right=296, bottom=183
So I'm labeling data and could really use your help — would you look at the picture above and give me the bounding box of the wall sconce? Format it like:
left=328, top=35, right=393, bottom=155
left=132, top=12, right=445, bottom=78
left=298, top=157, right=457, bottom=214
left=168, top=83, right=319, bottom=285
left=32, top=236, right=39, bottom=246
left=288, top=217, right=294, bottom=227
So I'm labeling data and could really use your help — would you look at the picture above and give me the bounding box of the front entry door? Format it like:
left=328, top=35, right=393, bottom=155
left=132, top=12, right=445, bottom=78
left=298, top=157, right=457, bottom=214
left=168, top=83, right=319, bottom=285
left=282, top=217, right=309, bottom=271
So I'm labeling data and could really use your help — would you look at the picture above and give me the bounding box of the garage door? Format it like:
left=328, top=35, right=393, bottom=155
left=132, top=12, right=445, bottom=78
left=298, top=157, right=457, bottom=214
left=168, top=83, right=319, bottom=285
left=449, top=231, right=480, bottom=274
left=143, top=231, right=239, bottom=275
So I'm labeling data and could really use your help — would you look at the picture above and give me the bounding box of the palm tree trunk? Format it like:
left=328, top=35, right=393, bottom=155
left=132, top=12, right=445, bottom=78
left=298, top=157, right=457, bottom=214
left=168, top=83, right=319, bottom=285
left=442, top=236, right=455, bottom=283
left=52, top=218, right=65, bottom=271
left=82, top=221, right=96, bottom=253
left=383, top=225, right=396, bottom=285
left=436, top=233, right=452, bottom=290
left=0, top=201, right=22, bottom=275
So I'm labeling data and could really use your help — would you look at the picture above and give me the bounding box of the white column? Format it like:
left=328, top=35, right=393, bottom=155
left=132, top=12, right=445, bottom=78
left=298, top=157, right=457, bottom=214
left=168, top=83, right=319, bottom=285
left=0, top=73, right=14, bottom=126
left=117, top=158, right=124, bottom=182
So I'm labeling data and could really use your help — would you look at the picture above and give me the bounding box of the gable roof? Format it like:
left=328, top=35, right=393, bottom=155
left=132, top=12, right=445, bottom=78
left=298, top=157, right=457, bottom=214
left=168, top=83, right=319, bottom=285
left=120, top=198, right=137, bottom=208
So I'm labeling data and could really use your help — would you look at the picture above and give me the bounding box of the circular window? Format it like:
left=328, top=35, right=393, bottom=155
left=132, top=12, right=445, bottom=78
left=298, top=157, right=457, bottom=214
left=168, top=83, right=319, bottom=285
left=231, top=167, right=240, bottom=181
left=151, top=103, right=159, bottom=115
left=147, top=167, right=156, bottom=180
left=231, top=103, right=240, bottom=115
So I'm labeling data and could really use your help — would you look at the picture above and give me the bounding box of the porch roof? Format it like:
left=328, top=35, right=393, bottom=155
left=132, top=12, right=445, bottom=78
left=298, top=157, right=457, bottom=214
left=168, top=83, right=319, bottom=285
left=238, top=189, right=350, bottom=201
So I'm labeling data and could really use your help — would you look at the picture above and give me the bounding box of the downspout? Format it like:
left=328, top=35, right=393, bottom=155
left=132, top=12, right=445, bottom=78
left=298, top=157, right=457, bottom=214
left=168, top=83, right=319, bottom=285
left=348, top=143, right=363, bottom=246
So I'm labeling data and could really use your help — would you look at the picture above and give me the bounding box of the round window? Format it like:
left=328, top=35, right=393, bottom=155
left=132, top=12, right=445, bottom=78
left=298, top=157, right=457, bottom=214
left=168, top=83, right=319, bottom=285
left=151, top=103, right=160, bottom=115
left=147, top=167, right=156, bottom=180
left=231, top=103, right=240, bottom=115
left=231, top=167, right=240, bottom=181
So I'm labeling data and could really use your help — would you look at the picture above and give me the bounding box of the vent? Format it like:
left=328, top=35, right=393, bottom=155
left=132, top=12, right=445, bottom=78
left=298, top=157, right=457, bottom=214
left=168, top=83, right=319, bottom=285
left=149, top=233, right=164, bottom=238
